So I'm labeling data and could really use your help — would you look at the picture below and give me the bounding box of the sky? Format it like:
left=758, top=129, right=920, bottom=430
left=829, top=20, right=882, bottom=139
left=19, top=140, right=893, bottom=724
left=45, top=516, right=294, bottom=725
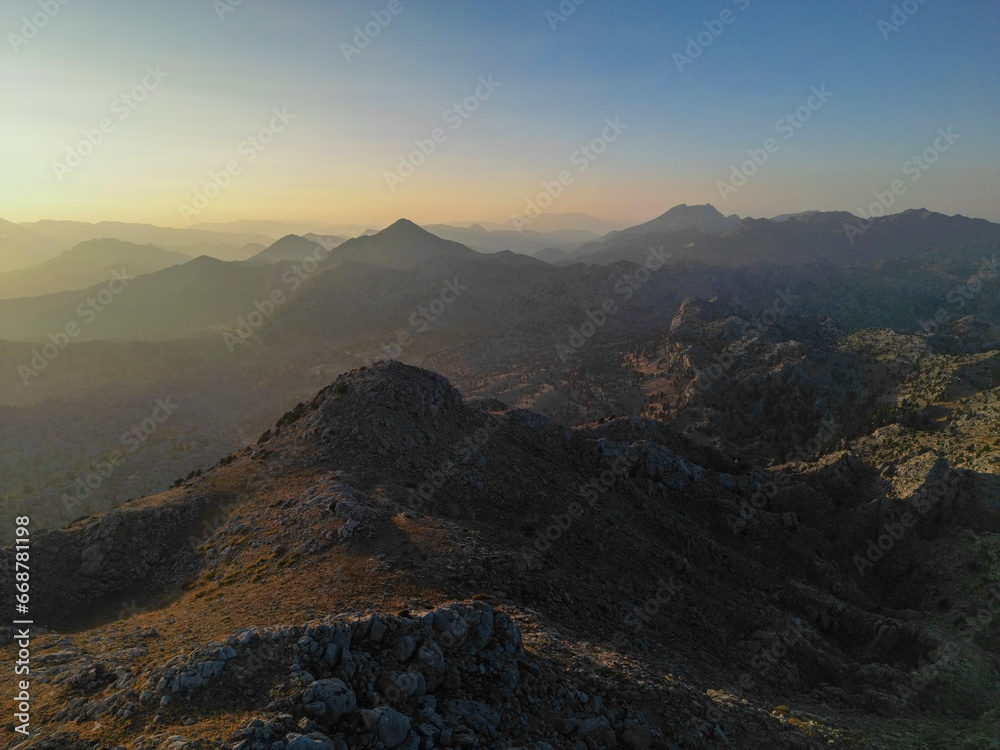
left=1, top=0, right=998, bottom=228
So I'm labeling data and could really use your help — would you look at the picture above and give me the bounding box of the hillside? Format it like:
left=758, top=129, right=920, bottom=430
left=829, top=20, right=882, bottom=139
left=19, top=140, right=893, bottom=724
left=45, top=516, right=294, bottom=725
left=20, top=221, right=275, bottom=263
left=246, top=235, right=348, bottom=266
left=328, top=220, right=480, bottom=270
left=21, top=220, right=274, bottom=250
left=4, top=361, right=999, bottom=749
left=2, top=236, right=998, bottom=541
left=0, top=218, right=66, bottom=273
left=0, top=222, right=480, bottom=342
left=569, top=207, right=1000, bottom=268
left=0, top=239, right=190, bottom=299
left=7, top=2, right=1000, bottom=746
left=0, top=209, right=998, bottom=750
left=610, top=204, right=739, bottom=238
left=0, top=256, right=287, bottom=342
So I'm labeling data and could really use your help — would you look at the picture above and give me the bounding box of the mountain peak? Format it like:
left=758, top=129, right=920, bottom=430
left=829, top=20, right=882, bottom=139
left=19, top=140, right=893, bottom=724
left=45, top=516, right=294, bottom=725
left=322, top=218, right=477, bottom=269
left=319, top=360, right=464, bottom=415
left=380, top=218, right=427, bottom=235
left=621, top=203, right=740, bottom=237
left=245, top=234, right=341, bottom=266
left=367, top=218, right=458, bottom=248
left=653, top=203, right=731, bottom=221
left=367, top=218, right=455, bottom=245
left=661, top=202, right=720, bottom=213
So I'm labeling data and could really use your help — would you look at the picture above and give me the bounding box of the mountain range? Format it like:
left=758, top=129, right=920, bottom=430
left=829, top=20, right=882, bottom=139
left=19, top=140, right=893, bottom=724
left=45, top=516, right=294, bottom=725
left=0, top=239, right=191, bottom=300
left=2, top=203, right=1000, bottom=748
left=0, top=214, right=624, bottom=277
left=0, top=218, right=67, bottom=273
left=0, top=205, right=996, bottom=342
left=18, top=220, right=275, bottom=262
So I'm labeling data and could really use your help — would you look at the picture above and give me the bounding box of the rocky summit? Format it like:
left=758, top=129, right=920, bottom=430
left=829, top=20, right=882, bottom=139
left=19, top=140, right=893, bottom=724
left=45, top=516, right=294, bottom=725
left=4, top=361, right=999, bottom=749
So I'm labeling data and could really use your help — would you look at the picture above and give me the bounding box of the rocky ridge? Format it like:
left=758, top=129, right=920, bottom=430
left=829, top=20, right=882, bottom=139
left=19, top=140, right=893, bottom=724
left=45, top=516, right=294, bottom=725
left=3, top=362, right=999, bottom=748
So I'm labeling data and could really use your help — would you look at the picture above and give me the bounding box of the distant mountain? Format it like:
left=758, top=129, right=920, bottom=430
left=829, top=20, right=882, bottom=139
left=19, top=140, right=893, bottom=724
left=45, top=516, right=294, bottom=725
left=258, top=242, right=636, bottom=349
left=0, top=220, right=480, bottom=342
left=21, top=220, right=274, bottom=260
left=0, top=256, right=288, bottom=342
left=303, top=233, right=349, bottom=249
left=564, top=204, right=739, bottom=264
left=328, top=219, right=480, bottom=270
left=567, top=207, right=1000, bottom=267
left=0, top=239, right=190, bottom=299
left=238, top=242, right=268, bottom=258
left=246, top=234, right=347, bottom=266
left=613, top=203, right=740, bottom=237
left=722, top=208, right=1000, bottom=265
left=6, top=209, right=995, bottom=346
left=0, top=218, right=67, bottom=273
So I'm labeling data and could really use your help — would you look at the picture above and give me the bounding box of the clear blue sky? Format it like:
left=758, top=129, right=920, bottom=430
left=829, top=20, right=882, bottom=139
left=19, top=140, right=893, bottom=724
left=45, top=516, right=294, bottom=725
left=2, top=0, right=997, bottom=226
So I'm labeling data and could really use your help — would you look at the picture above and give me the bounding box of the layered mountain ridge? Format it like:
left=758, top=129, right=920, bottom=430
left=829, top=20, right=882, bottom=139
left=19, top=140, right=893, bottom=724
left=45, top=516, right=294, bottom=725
left=5, top=361, right=1000, bottom=748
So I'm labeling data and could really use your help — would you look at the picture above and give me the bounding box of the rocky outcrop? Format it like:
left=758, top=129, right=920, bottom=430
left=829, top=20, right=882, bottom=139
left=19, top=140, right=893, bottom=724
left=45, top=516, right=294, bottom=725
left=32, top=601, right=659, bottom=750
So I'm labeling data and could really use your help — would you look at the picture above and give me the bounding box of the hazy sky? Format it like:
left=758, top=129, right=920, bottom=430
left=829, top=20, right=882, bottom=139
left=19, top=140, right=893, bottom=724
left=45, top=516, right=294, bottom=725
left=2, top=0, right=998, bottom=227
